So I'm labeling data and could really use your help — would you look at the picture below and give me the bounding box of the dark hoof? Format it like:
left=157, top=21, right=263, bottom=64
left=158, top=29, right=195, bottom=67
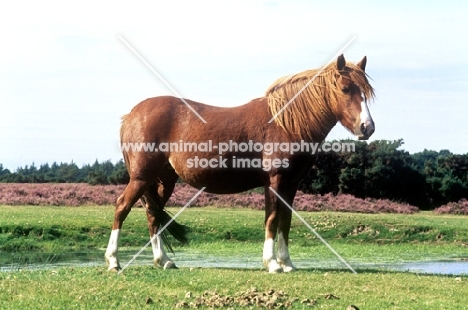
left=163, top=261, right=178, bottom=269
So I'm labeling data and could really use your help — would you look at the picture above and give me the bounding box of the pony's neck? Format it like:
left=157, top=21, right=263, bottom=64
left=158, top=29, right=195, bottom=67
left=304, top=104, right=338, bottom=142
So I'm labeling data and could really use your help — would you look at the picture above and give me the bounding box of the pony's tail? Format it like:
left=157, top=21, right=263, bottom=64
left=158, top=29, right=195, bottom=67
left=120, top=114, right=131, bottom=169
left=141, top=187, right=189, bottom=253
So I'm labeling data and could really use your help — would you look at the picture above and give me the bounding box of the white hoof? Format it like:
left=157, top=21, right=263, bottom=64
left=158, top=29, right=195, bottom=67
left=107, top=266, right=121, bottom=273
left=105, top=253, right=120, bottom=271
left=278, top=259, right=297, bottom=273
left=264, top=260, right=283, bottom=273
left=281, top=264, right=297, bottom=273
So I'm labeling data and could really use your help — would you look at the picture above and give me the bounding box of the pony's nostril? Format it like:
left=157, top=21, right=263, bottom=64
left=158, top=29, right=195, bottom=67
left=361, top=123, right=366, bottom=133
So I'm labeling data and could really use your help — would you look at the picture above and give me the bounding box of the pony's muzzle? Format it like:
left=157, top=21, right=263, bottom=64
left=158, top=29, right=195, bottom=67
left=358, top=121, right=375, bottom=140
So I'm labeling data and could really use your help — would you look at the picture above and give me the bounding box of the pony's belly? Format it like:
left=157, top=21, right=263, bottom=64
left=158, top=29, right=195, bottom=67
left=169, top=153, right=266, bottom=193
left=178, top=169, right=265, bottom=194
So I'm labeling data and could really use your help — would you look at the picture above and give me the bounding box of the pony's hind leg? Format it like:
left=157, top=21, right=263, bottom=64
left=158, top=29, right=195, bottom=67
left=144, top=169, right=179, bottom=269
left=143, top=189, right=176, bottom=269
left=105, top=178, right=148, bottom=271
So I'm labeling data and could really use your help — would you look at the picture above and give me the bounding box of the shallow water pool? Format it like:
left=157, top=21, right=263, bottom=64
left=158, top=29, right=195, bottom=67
left=1, top=251, right=467, bottom=275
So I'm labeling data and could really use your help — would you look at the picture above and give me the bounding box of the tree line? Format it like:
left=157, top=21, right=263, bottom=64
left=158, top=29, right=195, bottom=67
left=299, top=139, right=468, bottom=209
left=0, top=160, right=129, bottom=185
left=1, top=139, right=467, bottom=209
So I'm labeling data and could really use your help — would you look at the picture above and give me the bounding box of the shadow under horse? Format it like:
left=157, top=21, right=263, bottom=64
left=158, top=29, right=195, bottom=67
left=105, top=54, right=375, bottom=273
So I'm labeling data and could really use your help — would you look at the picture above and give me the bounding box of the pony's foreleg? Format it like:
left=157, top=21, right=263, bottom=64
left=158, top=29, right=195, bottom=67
left=276, top=208, right=296, bottom=272
left=263, top=185, right=283, bottom=273
left=105, top=179, right=147, bottom=271
left=263, top=236, right=283, bottom=273
left=263, top=183, right=297, bottom=273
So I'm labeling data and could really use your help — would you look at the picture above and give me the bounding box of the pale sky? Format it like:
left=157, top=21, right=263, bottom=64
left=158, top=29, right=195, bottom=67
left=1, top=0, right=467, bottom=170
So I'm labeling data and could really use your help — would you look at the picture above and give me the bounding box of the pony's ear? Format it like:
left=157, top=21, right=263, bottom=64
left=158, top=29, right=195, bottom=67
left=337, top=54, right=346, bottom=71
left=357, top=56, right=367, bottom=71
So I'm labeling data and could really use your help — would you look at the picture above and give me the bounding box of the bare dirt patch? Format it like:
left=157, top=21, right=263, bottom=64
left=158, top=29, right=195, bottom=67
left=174, top=287, right=324, bottom=308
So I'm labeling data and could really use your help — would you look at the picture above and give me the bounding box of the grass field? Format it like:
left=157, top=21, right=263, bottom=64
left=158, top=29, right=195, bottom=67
left=2, top=266, right=467, bottom=309
left=1, top=205, right=468, bottom=309
left=1, top=205, right=467, bottom=258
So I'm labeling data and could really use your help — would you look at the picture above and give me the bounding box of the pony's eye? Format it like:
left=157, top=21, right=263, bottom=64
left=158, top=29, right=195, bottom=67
left=342, top=87, right=350, bottom=94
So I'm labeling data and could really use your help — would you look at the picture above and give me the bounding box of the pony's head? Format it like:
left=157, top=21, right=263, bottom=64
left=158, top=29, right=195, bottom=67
left=334, top=54, right=375, bottom=140
left=266, top=54, right=375, bottom=141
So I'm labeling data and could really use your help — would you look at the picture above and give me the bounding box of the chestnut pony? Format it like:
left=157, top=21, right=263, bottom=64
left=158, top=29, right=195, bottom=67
left=105, top=54, right=375, bottom=273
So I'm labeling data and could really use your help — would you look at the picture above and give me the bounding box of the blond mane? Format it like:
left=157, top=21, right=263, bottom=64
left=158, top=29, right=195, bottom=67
left=266, top=62, right=375, bottom=141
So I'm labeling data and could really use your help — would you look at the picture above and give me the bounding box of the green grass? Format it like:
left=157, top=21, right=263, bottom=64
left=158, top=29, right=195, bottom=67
left=1, top=205, right=468, bottom=260
left=1, top=205, right=468, bottom=308
left=1, top=266, right=467, bottom=309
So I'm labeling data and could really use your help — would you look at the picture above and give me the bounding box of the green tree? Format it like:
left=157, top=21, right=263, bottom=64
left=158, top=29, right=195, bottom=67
left=109, top=159, right=129, bottom=184
left=339, top=139, right=430, bottom=208
left=56, top=162, right=80, bottom=182
left=426, top=154, right=468, bottom=205
left=338, top=141, right=369, bottom=198
left=86, top=159, right=115, bottom=185
left=0, top=164, right=11, bottom=181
